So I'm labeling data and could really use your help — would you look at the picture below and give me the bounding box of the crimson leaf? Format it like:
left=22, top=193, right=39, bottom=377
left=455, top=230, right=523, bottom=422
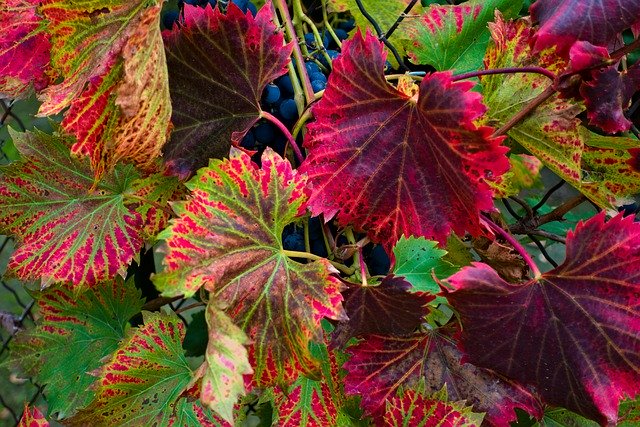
left=444, top=212, right=640, bottom=424
left=530, top=0, right=640, bottom=56
left=0, top=0, right=51, bottom=98
left=18, top=406, right=49, bottom=427
left=331, top=275, right=433, bottom=347
left=569, top=41, right=640, bottom=133
left=153, top=148, right=345, bottom=385
left=8, top=278, right=143, bottom=418
left=300, top=31, right=508, bottom=249
left=343, top=329, right=542, bottom=425
left=162, top=2, right=291, bottom=178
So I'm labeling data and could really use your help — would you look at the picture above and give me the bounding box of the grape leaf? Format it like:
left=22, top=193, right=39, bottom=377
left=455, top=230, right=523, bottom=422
left=343, top=329, right=543, bottom=425
left=8, top=278, right=143, bottom=418
left=331, top=275, right=433, bottom=347
left=0, top=129, right=173, bottom=288
left=384, top=384, right=484, bottom=427
left=0, top=0, right=51, bottom=98
left=443, top=212, right=640, bottom=424
left=327, top=0, right=424, bottom=67
left=300, top=31, right=508, bottom=249
left=18, top=406, right=49, bottom=427
left=68, top=312, right=198, bottom=426
left=392, top=236, right=459, bottom=294
left=271, top=337, right=354, bottom=426
left=581, top=132, right=640, bottom=207
left=55, top=2, right=172, bottom=177
left=481, top=16, right=592, bottom=201
left=489, top=154, right=543, bottom=199
left=569, top=41, right=640, bottom=134
left=200, top=303, right=252, bottom=423
left=153, top=148, right=345, bottom=385
left=407, top=0, right=522, bottom=73
left=530, top=0, right=640, bottom=56
left=162, top=2, right=292, bottom=178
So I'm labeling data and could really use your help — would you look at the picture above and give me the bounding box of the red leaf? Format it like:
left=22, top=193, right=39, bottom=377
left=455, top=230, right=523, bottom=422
left=444, top=212, right=640, bottom=425
left=343, top=329, right=542, bottom=425
left=331, top=275, right=433, bottom=347
left=530, top=0, right=640, bottom=56
left=18, top=405, right=49, bottom=427
left=0, top=0, right=51, bottom=98
left=300, top=31, right=508, bottom=249
left=568, top=41, right=640, bottom=134
left=162, top=2, right=291, bottom=178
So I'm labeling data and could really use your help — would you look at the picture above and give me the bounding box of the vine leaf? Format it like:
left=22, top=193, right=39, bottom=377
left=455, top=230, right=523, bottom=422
left=384, top=384, right=484, bottom=427
left=392, top=236, right=459, bottom=294
left=343, top=329, right=543, bottom=425
left=300, top=31, right=508, bottom=249
left=0, top=129, right=174, bottom=288
left=443, top=212, right=640, bottom=425
left=67, top=312, right=222, bottom=426
left=153, top=148, right=345, bottom=386
left=162, top=2, right=292, bottom=178
left=39, top=0, right=171, bottom=177
left=327, top=0, right=424, bottom=67
left=0, top=0, right=51, bottom=98
left=489, top=154, right=543, bottom=199
left=481, top=16, right=593, bottom=202
left=18, top=406, right=49, bottom=427
left=271, top=336, right=356, bottom=426
left=199, top=303, right=253, bottom=423
left=530, top=0, right=640, bottom=56
left=331, top=275, right=433, bottom=347
left=407, top=0, right=522, bottom=73
left=8, top=278, right=143, bottom=419
left=569, top=41, right=640, bottom=134
left=8, top=280, right=140, bottom=415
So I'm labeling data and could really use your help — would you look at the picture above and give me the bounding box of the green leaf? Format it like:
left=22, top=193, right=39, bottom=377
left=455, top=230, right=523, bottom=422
left=7, top=278, right=143, bottom=418
left=67, top=312, right=200, bottom=426
left=384, top=383, right=484, bottom=426
left=183, top=309, right=208, bottom=357
left=270, top=335, right=359, bottom=426
left=393, top=236, right=459, bottom=294
left=489, top=154, right=543, bottom=198
left=200, top=303, right=252, bottom=423
left=0, top=129, right=169, bottom=288
left=407, top=0, right=523, bottom=72
left=153, top=148, right=345, bottom=386
left=327, top=0, right=424, bottom=66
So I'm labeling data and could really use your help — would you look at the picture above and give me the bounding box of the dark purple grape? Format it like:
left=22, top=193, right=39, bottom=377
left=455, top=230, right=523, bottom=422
left=279, top=99, right=298, bottom=120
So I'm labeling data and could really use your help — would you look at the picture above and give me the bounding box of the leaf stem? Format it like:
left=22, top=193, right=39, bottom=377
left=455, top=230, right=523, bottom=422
left=282, top=249, right=355, bottom=274
left=141, top=295, right=182, bottom=311
left=260, top=111, right=305, bottom=164
left=293, top=0, right=333, bottom=68
left=452, top=66, right=557, bottom=82
left=482, top=214, right=542, bottom=279
left=321, top=0, right=342, bottom=48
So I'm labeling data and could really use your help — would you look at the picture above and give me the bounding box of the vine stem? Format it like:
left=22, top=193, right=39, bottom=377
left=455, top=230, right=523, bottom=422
left=260, top=111, right=305, bottom=164
left=272, top=0, right=315, bottom=105
left=384, top=0, right=418, bottom=40
left=354, top=0, right=408, bottom=71
left=451, top=66, right=557, bottom=82
left=282, top=249, right=355, bottom=275
left=482, top=214, right=542, bottom=279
